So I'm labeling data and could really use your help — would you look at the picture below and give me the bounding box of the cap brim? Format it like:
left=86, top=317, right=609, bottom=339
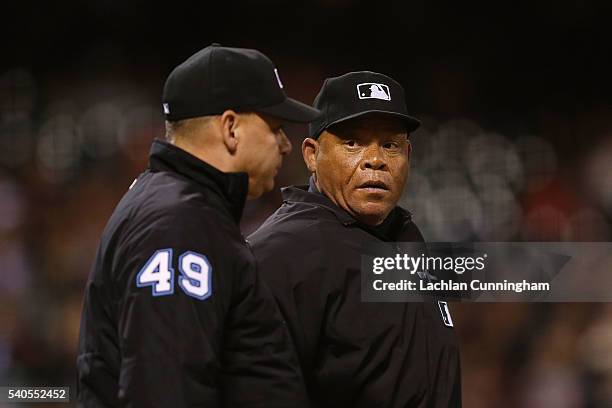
left=325, top=110, right=421, bottom=135
left=257, top=97, right=321, bottom=123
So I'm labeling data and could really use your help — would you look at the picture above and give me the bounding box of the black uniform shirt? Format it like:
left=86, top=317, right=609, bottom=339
left=248, top=184, right=462, bottom=408
left=77, top=140, right=307, bottom=407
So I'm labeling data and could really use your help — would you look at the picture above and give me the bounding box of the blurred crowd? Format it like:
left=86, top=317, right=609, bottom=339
left=1, top=61, right=611, bottom=407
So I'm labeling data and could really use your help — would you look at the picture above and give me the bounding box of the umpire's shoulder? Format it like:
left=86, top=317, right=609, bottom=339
left=247, top=201, right=342, bottom=290
left=113, top=175, right=234, bottom=260
left=249, top=202, right=335, bottom=248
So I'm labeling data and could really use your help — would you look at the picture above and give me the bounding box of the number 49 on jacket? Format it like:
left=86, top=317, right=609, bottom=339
left=136, top=249, right=212, bottom=300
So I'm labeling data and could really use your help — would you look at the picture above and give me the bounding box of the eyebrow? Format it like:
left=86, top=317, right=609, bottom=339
left=336, top=127, right=408, bottom=137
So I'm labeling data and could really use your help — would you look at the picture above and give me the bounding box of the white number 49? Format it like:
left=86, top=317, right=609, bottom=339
left=136, top=249, right=212, bottom=300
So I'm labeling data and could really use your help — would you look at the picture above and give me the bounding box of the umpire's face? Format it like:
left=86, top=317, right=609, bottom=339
left=235, top=112, right=292, bottom=198
left=303, top=113, right=411, bottom=225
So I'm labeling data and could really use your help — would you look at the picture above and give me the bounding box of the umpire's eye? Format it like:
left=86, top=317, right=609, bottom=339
left=345, top=140, right=357, bottom=147
left=383, top=142, right=400, bottom=149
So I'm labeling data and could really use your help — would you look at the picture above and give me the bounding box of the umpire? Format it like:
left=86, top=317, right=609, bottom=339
left=77, top=44, right=320, bottom=407
left=249, top=71, right=462, bottom=407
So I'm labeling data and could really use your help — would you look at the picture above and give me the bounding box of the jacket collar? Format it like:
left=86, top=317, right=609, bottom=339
left=281, top=179, right=414, bottom=240
left=148, top=139, right=248, bottom=223
left=283, top=183, right=357, bottom=226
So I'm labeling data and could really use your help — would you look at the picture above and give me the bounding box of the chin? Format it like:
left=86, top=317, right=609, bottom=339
left=256, top=181, right=275, bottom=197
left=247, top=175, right=274, bottom=198
left=353, top=203, right=392, bottom=225
left=247, top=189, right=263, bottom=200
left=264, top=178, right=275, bottom=194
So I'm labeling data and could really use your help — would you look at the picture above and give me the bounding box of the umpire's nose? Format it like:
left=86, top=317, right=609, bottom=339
left=278, top=129, right=292, bottom=155
left=361, top=143, right=386, bottom=170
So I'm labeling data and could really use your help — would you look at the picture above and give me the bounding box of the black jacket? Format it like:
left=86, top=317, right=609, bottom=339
left=248, top=184, right=462, bottom=408
left=77, top=140, right=307, bottom=407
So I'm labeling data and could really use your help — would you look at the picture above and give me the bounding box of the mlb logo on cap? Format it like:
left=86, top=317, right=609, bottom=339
left=357, top=83, right=391, bottom=101
left=309, top=71, right=421, bottom=138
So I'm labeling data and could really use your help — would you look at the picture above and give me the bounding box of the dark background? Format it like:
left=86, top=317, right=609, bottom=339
left=1, top=1, right=612, bottom=406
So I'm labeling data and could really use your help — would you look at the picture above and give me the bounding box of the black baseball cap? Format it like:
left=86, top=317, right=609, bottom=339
left=309, top=71, right=421, bottom=138
left=162, top=44, right=320, bottom=123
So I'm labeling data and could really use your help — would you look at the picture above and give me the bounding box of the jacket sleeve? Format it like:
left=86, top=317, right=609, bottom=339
left=114, top=209, right=307, bottom=407
left=114, top=210, right=226, bottom=407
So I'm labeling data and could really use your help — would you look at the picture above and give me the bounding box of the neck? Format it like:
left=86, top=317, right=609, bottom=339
left=173, top=137, right=236, bottom=174
left=353, top=213, right=385, bottom=226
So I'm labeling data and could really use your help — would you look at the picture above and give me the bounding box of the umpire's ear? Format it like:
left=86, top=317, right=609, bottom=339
left=219, top=110, right=239, bottom=153
left=302, top=137, right=319, bottom=173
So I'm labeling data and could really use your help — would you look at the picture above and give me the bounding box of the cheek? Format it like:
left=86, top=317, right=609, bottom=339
left=390, top=158, right=409, bottom=191
left=253, top=151, right=274, bottom=179
left=331, top=150, right=361, bottom=181
left=249, top=135, right=274, bottom=165
left=261, top=134, right=281, bottom=166
left=318, top=151, right=355, bottom=188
